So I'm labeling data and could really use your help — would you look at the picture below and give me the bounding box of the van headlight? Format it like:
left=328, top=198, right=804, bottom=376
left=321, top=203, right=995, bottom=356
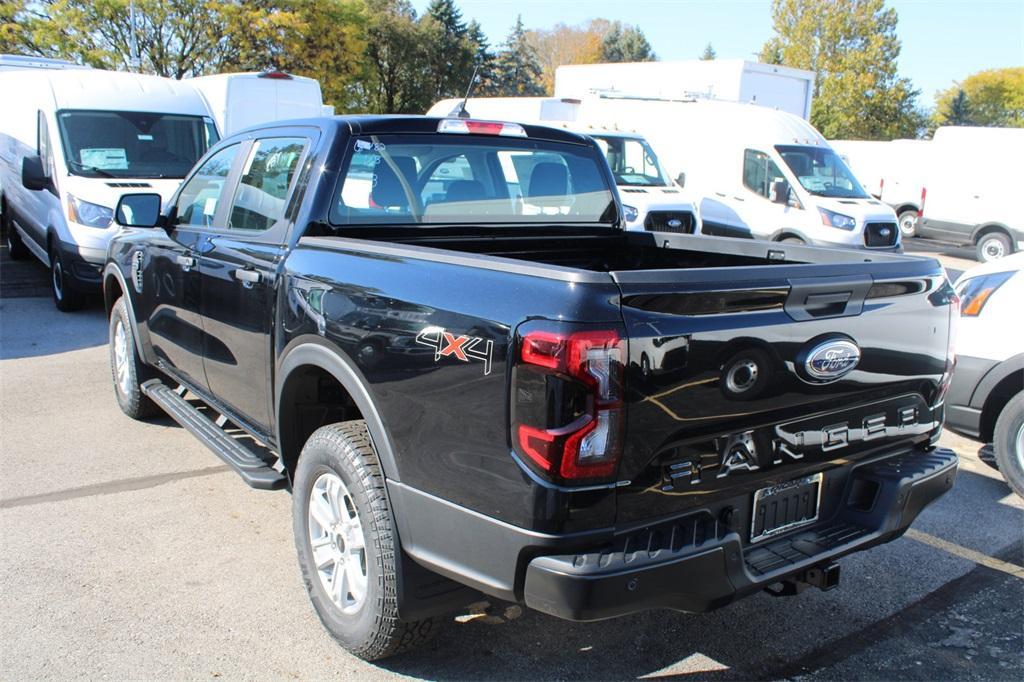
left=818, top=208, right=856, bottom=230
left=67, top=194, right=114, bottom=228
left=623, top=204, right=639, bottom=223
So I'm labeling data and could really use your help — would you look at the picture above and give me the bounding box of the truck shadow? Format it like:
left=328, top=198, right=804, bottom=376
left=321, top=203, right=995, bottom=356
left=0, top=296, right=108, bottom=360
left=378, top=466, right=1021, bottom=681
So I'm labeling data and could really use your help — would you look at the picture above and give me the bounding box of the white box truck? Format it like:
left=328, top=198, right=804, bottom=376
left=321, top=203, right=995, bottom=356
left=187, top=70, right=332, bottom=136
left=0, top=68, right=218, bottom=310
left=917, top=126, right=1024, bottom=262
left=554, top=59, right=815, bottom=119
left=571, top=96, right=900, bottom=251
left=427, top=97, right=701, bottom=234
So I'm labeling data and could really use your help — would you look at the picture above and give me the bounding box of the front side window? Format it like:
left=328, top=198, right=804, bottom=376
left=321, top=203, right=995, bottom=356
left=592, top=135, right=670, bottom=187
left=331, top=134, right=616, bottom=226
left=173, top=144, right=240, bottom=228
left=776, top=145, right=869, bottom=199
left=57, top=110, right=219, bottom=179
left=228, top=137, right=308, bottom=231
left=743, top=149, right=788, bottom=199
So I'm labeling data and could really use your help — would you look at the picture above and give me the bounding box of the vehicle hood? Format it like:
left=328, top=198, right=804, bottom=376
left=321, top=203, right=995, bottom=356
left=60, top=175, right=185, bottom=211
left=815, top=196, right=897, bottom=223
left=617, top=186, right=698, bottom=212
left=953, top=251, right=1024, bottom=287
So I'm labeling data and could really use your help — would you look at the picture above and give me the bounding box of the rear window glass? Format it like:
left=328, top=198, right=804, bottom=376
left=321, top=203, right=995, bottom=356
left=330, top=134, right=616, bottom=225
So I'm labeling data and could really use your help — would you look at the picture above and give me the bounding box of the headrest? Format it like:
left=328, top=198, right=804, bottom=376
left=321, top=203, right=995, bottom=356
left=528, top=162, right=569, bottom=198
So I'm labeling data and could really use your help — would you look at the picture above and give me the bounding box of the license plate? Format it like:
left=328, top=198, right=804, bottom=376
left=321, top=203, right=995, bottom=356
left=750, top=473, right=823, bottom=543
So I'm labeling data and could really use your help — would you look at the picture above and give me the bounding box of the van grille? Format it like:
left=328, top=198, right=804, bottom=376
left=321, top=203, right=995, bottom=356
left=864, top=222, right=898, bottom=248
left=645, top=211, right=694, bottom=234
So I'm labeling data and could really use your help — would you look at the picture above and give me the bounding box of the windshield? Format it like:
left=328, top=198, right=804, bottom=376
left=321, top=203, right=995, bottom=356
left=775, top=145, right=869, bottom=198
left=57, top=110, right=219, bottom=179
left=592, top=135, right=670, bottom=187
left=331, top=134, right=616, bottom=225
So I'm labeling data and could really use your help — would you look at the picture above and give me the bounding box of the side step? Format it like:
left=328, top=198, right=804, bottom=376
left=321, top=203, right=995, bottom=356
left=141, top=379, right=287, bottom=490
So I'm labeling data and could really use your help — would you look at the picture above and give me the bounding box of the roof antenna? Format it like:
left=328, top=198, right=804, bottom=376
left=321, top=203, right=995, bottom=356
left=453, top=62, right=481, bottom=119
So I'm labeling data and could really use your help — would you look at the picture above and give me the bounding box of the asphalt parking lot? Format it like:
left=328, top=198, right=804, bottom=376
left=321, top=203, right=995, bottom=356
left=1, top=240, right=1021, bottom=680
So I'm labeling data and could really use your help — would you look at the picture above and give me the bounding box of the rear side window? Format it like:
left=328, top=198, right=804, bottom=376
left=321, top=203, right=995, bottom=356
left=173, top=144, right=240, bottom=228
left=743, top=149, right=785, bottom=199
left=228, top=137, right=307, bottom=231
left=331, top=134, right=615, bottom=226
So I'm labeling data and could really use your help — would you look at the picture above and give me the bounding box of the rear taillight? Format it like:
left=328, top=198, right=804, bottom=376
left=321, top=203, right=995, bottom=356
left=512, top=325, right=625, bottom=482
left=437, top=118, right=527, bottom=137
left=919, top=187, right=927, bottom=217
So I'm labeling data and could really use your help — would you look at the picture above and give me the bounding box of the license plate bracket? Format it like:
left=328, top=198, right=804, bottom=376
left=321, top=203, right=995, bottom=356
left=750, top=473, right=823, bottom=543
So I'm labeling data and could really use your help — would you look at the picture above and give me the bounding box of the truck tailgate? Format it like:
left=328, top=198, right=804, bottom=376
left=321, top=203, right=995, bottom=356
left=611, top=256, right=955, bottom=526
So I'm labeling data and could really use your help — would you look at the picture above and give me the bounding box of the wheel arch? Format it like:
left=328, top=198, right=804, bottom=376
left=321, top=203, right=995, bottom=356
left=894, top=203, right=919, bottom=216
left=977, top=359, right=1024, bottom=442
left=276, top=339, right=401, bottom=483
left=971, top=223, right=1014, bottom=246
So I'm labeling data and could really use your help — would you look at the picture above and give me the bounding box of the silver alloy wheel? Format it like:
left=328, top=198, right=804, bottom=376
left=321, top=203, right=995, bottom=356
left=1015, top=422, right=1024, bottom=469
left=726, top=359, right=759, bottom=393
left=899, top=213, right=917, bottom=237
left=52, top=258, right=64, bottom=301
left=113, top=318, right=132, bottom=397
left=981, top=237, right=1006, bottom=261
left=308, top=472, right=368, bottom=615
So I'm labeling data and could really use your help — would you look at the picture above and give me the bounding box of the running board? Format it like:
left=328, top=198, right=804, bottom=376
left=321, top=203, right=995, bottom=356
left=141, top=379, right=287, bottom=490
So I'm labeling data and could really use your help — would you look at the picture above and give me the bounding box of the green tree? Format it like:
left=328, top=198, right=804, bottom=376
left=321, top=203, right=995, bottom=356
left=700, top=42, right=716, bottom=60
left=491, top=15, right=544, bottom=97
left=933, top=68, right=1024, bottom=128
left=364, top=0, right=432, bottom=113
left=760, top=0, right=925, bottom=139
left=600, top=21, right=656, bottom=62
left=526, top=21, right=605, bottom=95
left=1, top=0, right=33, bottom=55
left=938, top=89, right=974, bottom=127
left=422, top=0, right=475, bottom=101
left=467, top=19, right=498, bottom=96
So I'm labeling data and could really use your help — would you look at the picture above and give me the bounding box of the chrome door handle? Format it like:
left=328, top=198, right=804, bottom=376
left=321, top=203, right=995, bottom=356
left=176, top=254, right=196, bottom=271
left=233, top=268, right=261, bottom=286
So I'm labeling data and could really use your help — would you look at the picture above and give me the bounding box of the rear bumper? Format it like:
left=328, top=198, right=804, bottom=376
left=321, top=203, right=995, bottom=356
left=524, top=447, right=956, bottom=621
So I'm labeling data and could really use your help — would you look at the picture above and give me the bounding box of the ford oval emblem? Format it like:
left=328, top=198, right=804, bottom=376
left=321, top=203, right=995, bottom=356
left=800, top=337, right=861, bottom=382
left=667, top=218, right=682, bottom=228
left=880, top=227, right=891, bottom=237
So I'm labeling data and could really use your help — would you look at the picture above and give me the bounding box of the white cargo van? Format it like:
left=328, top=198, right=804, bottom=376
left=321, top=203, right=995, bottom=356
left=427, top=97, right=701, bottom=234
left=572, top=97, right=901, bottom=251
left=188, top=70, right=332, bottom=136
left=917, top=126, right=1024, bottom=262
left=0, top=68, right=218, bottom=310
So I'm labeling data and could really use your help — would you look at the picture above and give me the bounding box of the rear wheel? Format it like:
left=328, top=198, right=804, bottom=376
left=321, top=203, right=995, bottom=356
left=2, top=199, right=29, bottom=260
left=50, top=242, right=85, bottom=312
left=897, top=210, right=918, bottom=238
left=975, top=232, right=1011, bottom=263
left=293, top=421, right=435, bottom=660
left=993, top=391, right=1024, bottom=499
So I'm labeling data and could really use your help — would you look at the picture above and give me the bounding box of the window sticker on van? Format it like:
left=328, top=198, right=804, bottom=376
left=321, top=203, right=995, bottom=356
left=81, top=148, right=128, bottom=170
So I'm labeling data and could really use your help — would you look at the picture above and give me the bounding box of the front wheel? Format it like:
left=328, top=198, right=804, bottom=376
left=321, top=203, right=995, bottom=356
left=897, top=210, right=918, bottom=238
left=109, top=297, right=159, bottom=419
left=993, top=391, right=1024, bottom=499
left=976, top=232, right=1011, bottom=263
left=293, top=421, right=435, bottom=660
left=50, top=243, right=85, bottom=312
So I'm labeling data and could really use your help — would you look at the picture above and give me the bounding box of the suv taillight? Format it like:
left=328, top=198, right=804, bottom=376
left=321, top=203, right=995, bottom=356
left=512, top=325, right=625, bottom=482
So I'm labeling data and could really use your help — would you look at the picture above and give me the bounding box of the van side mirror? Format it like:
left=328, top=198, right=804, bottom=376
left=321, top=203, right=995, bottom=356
left=115, top=193, right=163, bottom=228
left=21, top=156, right=50, bottom=192
left=675, top=172, right=686, bottom=188
left=770, top=180, right=790, bottom=205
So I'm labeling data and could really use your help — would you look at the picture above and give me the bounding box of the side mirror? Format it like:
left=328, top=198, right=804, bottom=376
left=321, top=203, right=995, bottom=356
left=115, top=193, right=163, bottom=228
left=675, top=172, right=686, bottom=188
left=770, top=179, right=790, bottom=205
left=21, top=156, right=49, bottom=191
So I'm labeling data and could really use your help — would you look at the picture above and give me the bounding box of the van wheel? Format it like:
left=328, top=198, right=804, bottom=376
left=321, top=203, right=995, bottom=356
left=50, top=243, right=85, bottom=312
left=293, top=421, right=436, bottom=661
left=780, top=236, right=805, bottom=245
left=2, top=201, right=29, bottom=260
left=109, top=297, right=159, bottom=420
left=993, top=391, right=1024, bottom=499
left=976, top=232, right=1011, bottom=263
left=897, top=210, right=918, bottom=238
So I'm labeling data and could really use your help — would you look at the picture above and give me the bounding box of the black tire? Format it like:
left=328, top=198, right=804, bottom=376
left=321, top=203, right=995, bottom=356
left=50, top=242, right=85, bottom=312
left=2, top=198, right=29, bottom=260
left=779, top=236, right=805, bottom=245
left=975, top=232, right=1011, bottom=263
left=993, top=391, right=1024, bottom=499
left=109, top=297, right=159, bottom=419
left=897, top=209, right=918, bottom=238
left=293, top=421, right=435, bottom=661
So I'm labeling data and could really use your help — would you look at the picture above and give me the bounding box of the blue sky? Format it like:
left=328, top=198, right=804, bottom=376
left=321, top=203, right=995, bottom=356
left=412, top=0, right=1024, bottom=107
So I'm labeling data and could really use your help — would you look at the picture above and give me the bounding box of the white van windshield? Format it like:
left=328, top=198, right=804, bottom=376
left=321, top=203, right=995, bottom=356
left=776, top=145, right=869, bottom=199
left=592, top=135, right=671, bottom=187
left=331, top=134, right=616, bottom=225
left=57, top=110, right=219, bottom=179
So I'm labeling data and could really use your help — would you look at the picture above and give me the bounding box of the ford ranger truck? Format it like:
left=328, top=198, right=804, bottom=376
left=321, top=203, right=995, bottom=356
left=102, top=116, right=959, bottom=661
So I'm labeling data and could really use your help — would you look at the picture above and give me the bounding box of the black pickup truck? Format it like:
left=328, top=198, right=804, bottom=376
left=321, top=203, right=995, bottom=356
left=103, top=116, right=959, bottom=660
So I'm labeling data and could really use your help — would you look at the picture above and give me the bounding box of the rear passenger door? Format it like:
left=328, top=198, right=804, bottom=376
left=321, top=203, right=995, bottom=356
left=197, top=132, right=312, bottom=435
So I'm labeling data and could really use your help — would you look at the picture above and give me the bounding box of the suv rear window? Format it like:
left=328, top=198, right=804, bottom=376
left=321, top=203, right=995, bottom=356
left=330, top=134, right=616, bottom=225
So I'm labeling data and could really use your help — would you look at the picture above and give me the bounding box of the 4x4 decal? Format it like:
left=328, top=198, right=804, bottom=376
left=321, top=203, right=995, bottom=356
left=415, top=326, right=493, bottom=375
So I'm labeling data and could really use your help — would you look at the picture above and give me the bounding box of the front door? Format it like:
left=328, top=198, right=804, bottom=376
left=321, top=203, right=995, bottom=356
left=197, top=134, right=311, bottom=434
left=143, top=142, right=243, bottom=389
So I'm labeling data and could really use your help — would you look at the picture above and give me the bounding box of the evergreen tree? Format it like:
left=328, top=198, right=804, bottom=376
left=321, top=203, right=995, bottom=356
left=492, top=16, right=544, bottom=97
left=364, top=0, right=432, bottom=113
left=933, top=68, right=1023, bottom=129
left=423, top=0, right=475, bottom=101
left=467, top=19, right=498, bottom=96
left=600, top=22, right=656, bottom=62
left=700, top=42, right=716, bottom=60
left=941, top=89, right=973, bottom=126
